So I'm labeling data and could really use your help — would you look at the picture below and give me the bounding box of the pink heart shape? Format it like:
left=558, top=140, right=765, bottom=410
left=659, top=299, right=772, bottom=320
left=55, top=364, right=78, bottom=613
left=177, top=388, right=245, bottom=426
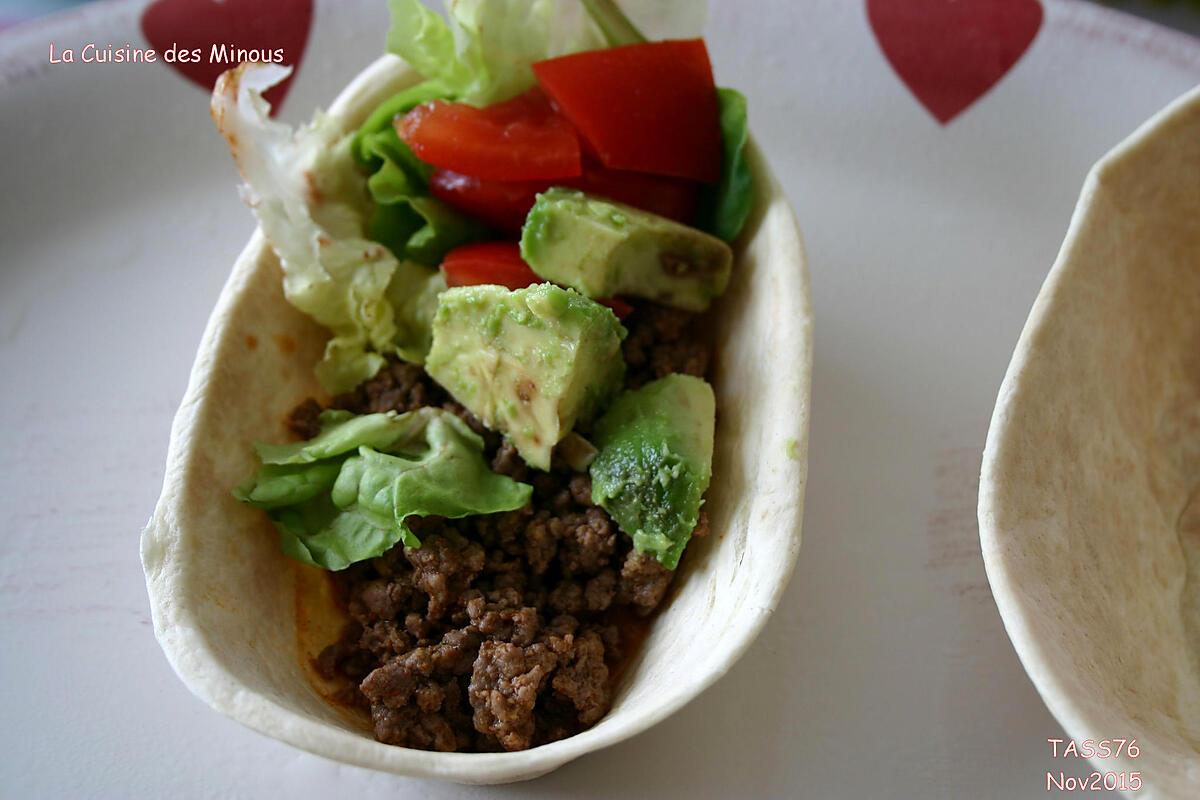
left=868, top=0, right=1043, bottom=124
left=141, top=0, right=313, bottom=113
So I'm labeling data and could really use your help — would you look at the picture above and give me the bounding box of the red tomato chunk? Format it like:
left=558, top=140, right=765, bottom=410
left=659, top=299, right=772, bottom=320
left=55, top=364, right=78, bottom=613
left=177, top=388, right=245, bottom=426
left=440, top=242, right=541, bottom=291
left=397, top=88, right=582, bottom=182
left=532, top=39, right=721, bottom=183
left=440, top=242, right=633, bottom=321
left=430, top=163, right=698, bottom=236
left=429, top=171, right=544, bottom=235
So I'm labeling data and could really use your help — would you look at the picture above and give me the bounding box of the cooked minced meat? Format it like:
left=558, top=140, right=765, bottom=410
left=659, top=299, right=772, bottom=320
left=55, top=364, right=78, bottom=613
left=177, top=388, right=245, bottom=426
left=622, top=303, right=710, bottom=388
left=310, top=303, right=710, bottom=752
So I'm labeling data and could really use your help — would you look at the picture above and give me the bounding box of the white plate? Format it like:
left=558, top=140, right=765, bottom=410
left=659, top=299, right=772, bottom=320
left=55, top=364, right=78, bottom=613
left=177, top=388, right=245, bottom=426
left=1, top=0, right=1198, bottom=796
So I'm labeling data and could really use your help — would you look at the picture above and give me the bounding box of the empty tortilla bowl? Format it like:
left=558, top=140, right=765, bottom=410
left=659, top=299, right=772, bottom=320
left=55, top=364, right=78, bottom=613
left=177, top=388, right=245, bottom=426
left=979, top=86, right=1200, bottom=798
left=140, top=55, right=811, bottom=784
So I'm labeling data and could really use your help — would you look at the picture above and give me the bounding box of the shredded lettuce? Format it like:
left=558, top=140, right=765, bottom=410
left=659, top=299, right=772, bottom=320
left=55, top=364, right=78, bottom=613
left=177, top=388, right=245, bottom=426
left=697, top=87, right=753, bottom=242
left=211, top=64, right=458, bottom=392
left=388, top=259, right=446, bottom=363
left=384, top=0, right=604, bottom=107
left=236, top=408, right=532, bottom=569
left=385, top=0, right=473, bottom=94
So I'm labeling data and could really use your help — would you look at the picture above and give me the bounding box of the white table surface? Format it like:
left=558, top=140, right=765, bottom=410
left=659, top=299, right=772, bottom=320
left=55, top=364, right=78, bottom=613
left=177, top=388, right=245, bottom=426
left=1, top=1, right=1199, bottom=797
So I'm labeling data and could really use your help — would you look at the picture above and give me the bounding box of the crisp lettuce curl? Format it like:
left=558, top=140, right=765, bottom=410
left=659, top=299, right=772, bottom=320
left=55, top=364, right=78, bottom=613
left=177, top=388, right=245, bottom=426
left=211, top=64, right=461, bottom=392
left=235, top=408, right=532, bottom=569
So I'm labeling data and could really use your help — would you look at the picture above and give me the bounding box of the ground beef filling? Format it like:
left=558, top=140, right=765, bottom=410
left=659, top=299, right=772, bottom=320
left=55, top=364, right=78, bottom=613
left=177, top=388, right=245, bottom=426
left=310, top=304, right=710, bottom=752
left=622, top=303, right=710, bottom=388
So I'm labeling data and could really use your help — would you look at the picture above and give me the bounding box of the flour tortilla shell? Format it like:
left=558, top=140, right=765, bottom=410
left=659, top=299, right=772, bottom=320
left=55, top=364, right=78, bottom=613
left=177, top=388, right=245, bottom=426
left=980, top=86, right=1200, bottom=799
left=140, top=55, right=812, bottom=783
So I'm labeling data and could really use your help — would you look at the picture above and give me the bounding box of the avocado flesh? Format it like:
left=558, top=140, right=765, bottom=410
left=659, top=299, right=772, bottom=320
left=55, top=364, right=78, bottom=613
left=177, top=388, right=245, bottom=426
left=589, top=374, right=715, bottom=569
left=520, top=188, right=733, bottom=312
left=425, top=283, right=626, bottom=470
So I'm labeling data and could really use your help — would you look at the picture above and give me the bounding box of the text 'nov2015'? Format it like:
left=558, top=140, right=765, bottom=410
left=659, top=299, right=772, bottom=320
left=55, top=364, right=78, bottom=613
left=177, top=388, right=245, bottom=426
left=1045, top=738, right=1142, bottom=793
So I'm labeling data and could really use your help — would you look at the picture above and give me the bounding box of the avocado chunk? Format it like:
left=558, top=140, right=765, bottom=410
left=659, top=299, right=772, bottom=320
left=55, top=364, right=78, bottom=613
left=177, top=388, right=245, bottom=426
left=520, top=188, right=733, bottom=312
left=589, top=374, right=715, bottom=569
left=425, top=283, right=626, bottom=470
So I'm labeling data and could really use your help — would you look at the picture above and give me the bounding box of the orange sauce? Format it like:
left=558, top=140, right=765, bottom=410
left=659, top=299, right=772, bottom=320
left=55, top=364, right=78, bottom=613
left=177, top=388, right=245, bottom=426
left=604, top=606, right=655, bottom=691
left=293, top=563, right=370, bottom=728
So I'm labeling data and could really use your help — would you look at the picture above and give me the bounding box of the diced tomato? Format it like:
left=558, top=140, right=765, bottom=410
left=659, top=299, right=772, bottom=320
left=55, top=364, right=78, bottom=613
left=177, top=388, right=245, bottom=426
left=532, top=40, right=721, bottom=183
left=430, top=161, right=698, bottom=235
left=397, top=88, right=582, bottom=182
left=440, top=242, right=540, bottom=290
left=440, top=242, right=634, bottom=320
left=429, top=171, right=545, bottom=235
left=572, top=164, right=698, bottom=224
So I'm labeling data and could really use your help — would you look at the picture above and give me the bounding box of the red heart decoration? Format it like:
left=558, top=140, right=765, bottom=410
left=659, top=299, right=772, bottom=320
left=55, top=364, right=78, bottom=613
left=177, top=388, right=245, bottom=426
left=141, top=0, right=313, bottom=113
left=867, top=0, right=1042, bottom=124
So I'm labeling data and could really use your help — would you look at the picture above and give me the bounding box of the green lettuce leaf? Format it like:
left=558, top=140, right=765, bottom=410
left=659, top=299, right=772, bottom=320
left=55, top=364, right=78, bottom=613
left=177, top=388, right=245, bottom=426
left=331, top=423, right=532, bottom=548
left=273, top=495, right=398, bottom=571
left=366, top=160, right=485, bottom=267
left=235, top=408, right=532, bottom=569
left=352, top=80, right=449, bottom=168
left=351, top=78, right=484, bottom=268
left=697, top=87, right=753, bottom=243
left=385, top=0, right=604, bottom=107
left=254, top=409, right=423, bottom=464
left=210, top=64, right=448, bottom=393
left=232, top=461, right=343, bottom=509
left=364, top=131, right=432, bottom=199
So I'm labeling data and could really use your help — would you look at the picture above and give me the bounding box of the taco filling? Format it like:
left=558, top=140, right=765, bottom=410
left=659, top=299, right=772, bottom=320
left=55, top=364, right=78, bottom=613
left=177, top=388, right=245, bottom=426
left=215, top=0, right=752, bottom=752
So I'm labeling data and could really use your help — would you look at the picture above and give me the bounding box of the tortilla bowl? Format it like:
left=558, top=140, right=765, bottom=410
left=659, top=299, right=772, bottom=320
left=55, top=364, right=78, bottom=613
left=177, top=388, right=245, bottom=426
left=979, top=86, right=1200, bottom=797
left=140, top=55, right=811, bottom=784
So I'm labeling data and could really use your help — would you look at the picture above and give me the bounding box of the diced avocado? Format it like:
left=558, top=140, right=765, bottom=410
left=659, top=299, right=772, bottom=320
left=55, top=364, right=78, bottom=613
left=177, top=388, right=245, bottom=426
left=520, top=188, right=733, bottom=312
left=589, top=374, right=715, bottom=569
left=425, top=283, right=626, bottom=470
